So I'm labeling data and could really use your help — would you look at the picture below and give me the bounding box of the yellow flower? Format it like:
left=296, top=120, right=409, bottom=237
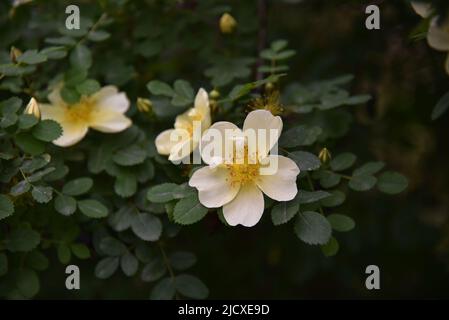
left=248, top=91, right=284, bottom=116
left=219, top=13, right=237, bottom=34
left=427, top=17, right=449, bottom=74
left=24, top=97, right=40, bottom=119
left=39, top=85, right=132, bottom=147
left=189, top=110, right=300, bottom=227
left=155, top=88, right=211, bottom=162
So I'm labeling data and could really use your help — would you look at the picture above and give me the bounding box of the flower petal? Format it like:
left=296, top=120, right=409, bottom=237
left=427, top=18, right=449, bottom=51
left=48, top=85, right=66, bottom=107
left=189, top=166, right=240, bottom=208
left=411, top=1, right=432, bottom=18
left=39, top=103, right=66, bottom=123
left=194, top=88, right=210, bottom=115
left=92, top=86, right=130, bottom=113
left=223, top=183, right=264, bottom=227
left=256, top=155, right=299, bottom=201
left=243, top=110, right=283, bottom=159
left=89, top=110, right=132, bottom=133
left=53, top=121, right=89, bottom=147
left=200, top=121, right=243, bottom=165
left=155, top=129, right=177, bottom=155
left=169, top=137, right=194, bottom=162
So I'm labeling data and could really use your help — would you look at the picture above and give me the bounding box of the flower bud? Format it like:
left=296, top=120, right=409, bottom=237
left=219, top=13, right=237, bottom=34
left=24, top=97, right=40, bottom=119
left=137, top=97, right=152, bottom=113
left=209, top=89, right=220, bottom=99
left=10, top=46, right=22, bottom=63
left=318, top=147, right=331, bottom=164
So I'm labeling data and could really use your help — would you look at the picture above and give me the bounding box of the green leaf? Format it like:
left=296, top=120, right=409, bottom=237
left=6, top=228, right=40, bottom=252
left=0, top=253, right=8, bottom=276
left=173, top=194, right=208, bottom=225
left=70, top=44, right=92, bottom=69
left=17, top=50, right=47, bottom=64
left=71, top=243, right=91, bottom=259
left=150, top=277, right=176, bottom=300
left=64, top=66, right=88, bottom=86
left=18, top=114, right=38, bottom=129
left=121, top=253, right=138, bottom=276
left=297, top=190, right=331, bottom=204
left=0, top=96, right=22, bottom=114
left=327, top=214, right=355, bottom=232
left=32, top=119, right=62, bottom=142
left=321, top=236, right=339, bottom=257
left=62, top=177, right=93, bottom=196
left=113, top=145, right=147, bottom=166
left=431, top=91, right=449, bottom=120
left=76, top=79, right=100, bottom=95
left=108, top=205, right=134, bottom=232
left=87, top=30, right=111, bottom=42
left=95, top=257, right=119, bottom=279
left=377, top=171, right=408, bottom=195
left=345, top=94, right=371, bottom=105
left=26, top=250, right=49, bottom=271
left=0, top=194, right=14, bottom=220
left=319, top=171, right=341, bottom=188
left=169, top=252, right=197, bottom=271
left=330, top=152, right=357, bottom=171
left=57, top=243, right=71, bottom=264
left=54, top=195, right=77, bottom=216
left=147, top=183, right=179, bottom=203
left=279, top=125, right=322, bottom=148
left=114, top=173, right=137, bottom=198
left=141, top=258, right=166, bottom=282
left=353, top=161, right=385, bottom=176
left=271, top=39, right=288, bottom=52
left=78, top=199, right=108, bottom=218
left=28, top=167, right=55, bottom=183
left=17, top=269, right=40, bottom=298
left=10, top=180, right=31, bottom=196
left=20, top=155, right=51, bottom=173
left=348, top=175, right=377, bottom=191
left=270, top=201, right=299, bottom=225
left=289, top=151, right=320, bottom=171
left=171, top=79, right=194, bottom=106
left=61, top=86, right=81, bottom=104
left=175, top=274, right=209, bottom=299
left=131, top=213, right=162, bottom=241
left=146, top=80, right=174, bottom=97
left=31, top=185, right=53, bottom=203
left=99, top=237, right=127, bottom=256
left=320, top=190, right=346, bottom=207
left=14, top=133, right=45, bottom=155
left=294, top=211, right=332, bottom=245
left=0, top=112, right=18, bottom=128
left=40, top=46, right=67, bottom=59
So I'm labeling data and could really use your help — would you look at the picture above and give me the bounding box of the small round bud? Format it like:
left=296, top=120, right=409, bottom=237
left=318, top=147, right=332, bottom=164
left=219, top=13, right=237, bottom=34
left=265, top=82, right=274, bottom=92
left=24, top=97, right=40, bottom=119
left=210, top=89, right=220, bottom=99
left=137, top=97, right=152, bottom=113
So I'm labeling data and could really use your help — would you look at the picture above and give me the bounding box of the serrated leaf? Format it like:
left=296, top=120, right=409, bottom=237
left=353, top=161, right=385, bottom=176
left=321, top=236, right=339, bottom=257
left=95, top=257, right=119, bottom=279
left=330, top=152, right=356, bottom=171
left=147, top=183, right=178, bottom=203
left=131, top=213, right=162, bottom=241
left=175, top=274, right=209, bottom=299
left=14, top=133, right=45, bottom=155
left=327, top=214, right=355, bottom=232
left=150, top=277, right=176, bottom=300
left=71, top=243, right=90, bottom=259
left=279, top=125, right=322, bottom=148
left=377, top=171, right=408, bottom=195
left=75, top=79, right=100, bottom=95
left=319, top=171, right=341, bottom=188
left=32, top=119, right=62, bottom=142
left=348, top=175, right=377, bottom=191
left=271, top=201, right=299, bottom=225
left=320, top=190, right=346, bottom=207
left=18, top=114, right=38, bottom=129
left=294, top=211, right=332, bottom=245
left=171, top=79, right=194, bottom=106
left=146, top=80, right=174, bottom=97
left=99, top=237, right=127, bottom=256
left=173, top=194, right=208, bottom=225
left=10, top=180, right=30, bottom=196
left=31, top=185, right=53, bottom=203
left=121, top=253, right=138, bottom=277
left=78, top=199, right=108, bottom=218
left=108, top=205, right=134, bottom=232
left=62, top=177, right=93, bottom=196
left=114, top=173, right=137, bottom=198
left=70, top=44, right=92, bottom=69
left=6, top=228, right=40, bottom=252
left=169, top=252, right=197, bottom=271
left=113, top=145, right=147, bottom=166
left=0, top=194, right=14, bottom=220
left=17, top=50, right=47, bottom=64
left=289, top=151, right=320, bottom=171
left=141, top=258, right=166, bottom=282
left=297, top=190, right=331, bottom=204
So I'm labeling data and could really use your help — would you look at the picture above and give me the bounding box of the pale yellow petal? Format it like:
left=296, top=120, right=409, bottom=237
left=256, top=155, right=299, bottom=201
left=243, top=110, right=283, bottom=159
left=92, top=86, right=130, bottom=113
left=53, top=122, right=89, bottom=147
left=48, top=85, right=66, bottom=107
left=189, top=166, right=240, bottom=208
left=89, top=110, right=132, bottom=133
left=194, top=88, right=210, bottom=116
left=155, top=129, right=177, bottom=155
left=200, top=121, right=242, bottom=165
left=39, top=103, right=67, bottom=122
left=222, top=183, right=264, bottom=227
left=427, top=17, right=449, bottom=51
left=168, top=137, right=193, bottom=162
left=411, top=1, right=432, bottom=18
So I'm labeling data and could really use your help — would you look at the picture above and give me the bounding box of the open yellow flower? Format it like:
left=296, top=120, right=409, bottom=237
left=39, top=85, right=131, bottom=147
left=427, top=17, right=449, bottom=74
left=411, top=1, right=432, bottom=18
left=155, top=88, right=211, bottom=162
left=189, top=110, right=300, bottom=227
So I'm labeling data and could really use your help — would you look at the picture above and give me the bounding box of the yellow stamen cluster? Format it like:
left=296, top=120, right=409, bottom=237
left=66, top=97, right=93, bottom=124
left=225, top=145, right=260, bottom=187
left=248, top=91, right=283, bottom=116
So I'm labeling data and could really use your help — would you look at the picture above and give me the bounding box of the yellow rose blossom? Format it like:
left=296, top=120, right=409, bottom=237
left=189, top=110, right=300, bottom=227
left=155, top=88, right=211, bottom=162
left=39, top=85, right=132, bottom=147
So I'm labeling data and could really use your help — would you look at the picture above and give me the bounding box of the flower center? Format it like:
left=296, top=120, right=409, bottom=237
left=225, top=145, right=260, bottom=186
left=65, top=97, right=93, bottom=124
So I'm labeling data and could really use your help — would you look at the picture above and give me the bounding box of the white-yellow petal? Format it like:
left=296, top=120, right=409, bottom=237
left=89, top=110, right=132, bottom=133
left=427, top=17, right=449, bottom=51
left=223, top=183, right=264, bottom=227
left=168, top=136, right=193, bottom=162
left=92, top=85, right=130, bottom=113
left=189, top=166, right=240, bottom=208
left=53, top=121, right=89, bottom=147
left=200, top=121, right=242, bottom=165
left=39, top=103, right=66, bottom=123
left=256, top=155, right=299, bottom=201
left=48, top=86, right=66, bottom=107
left=194, top=88, right=210, bottom=116
left=155, top=129, right=177, bottom=155
left=243, top=110, right=283, bottom=159
left=411, top=1, right=432, bottom=18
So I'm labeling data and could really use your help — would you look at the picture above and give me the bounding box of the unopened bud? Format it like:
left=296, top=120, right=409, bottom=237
left=10, top=46, right=22, bottom=63
left=265, top=82, right=274, bottom=92
left=219, top=13, right=237, bottom=34
left=210, top=89, right=220, bottom=99
left=137, top=97, right=153, bottom=113
left=24, top=97, right=40, bottom=119
left=318, top=147, right=331, bottom=164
